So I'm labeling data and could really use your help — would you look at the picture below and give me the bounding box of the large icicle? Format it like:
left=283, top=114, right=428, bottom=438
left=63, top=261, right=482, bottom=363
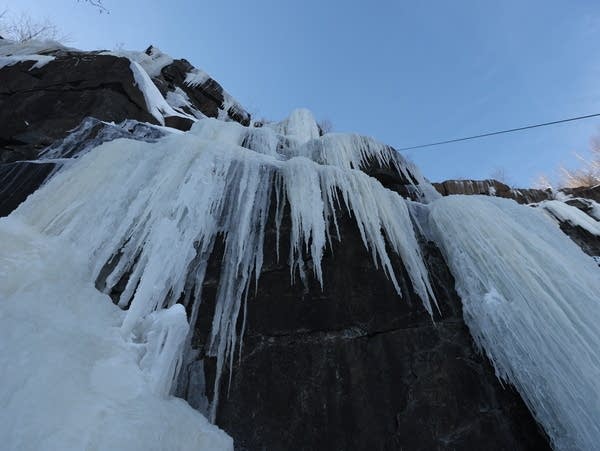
left=9, top=110, right=435, bottom=424
left=428, top=195, right=600, bottom=450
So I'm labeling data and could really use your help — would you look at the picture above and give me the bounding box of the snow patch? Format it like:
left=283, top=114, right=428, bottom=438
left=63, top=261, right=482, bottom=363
left=103, top=47, right=173, bottom=77
left=540, top=199, right=600, bottom=236
left=129, top=61, right=190, bottom=125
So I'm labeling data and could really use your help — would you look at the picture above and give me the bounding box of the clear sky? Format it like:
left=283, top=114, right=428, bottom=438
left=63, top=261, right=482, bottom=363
left=3, top=0, right=600, bottom=186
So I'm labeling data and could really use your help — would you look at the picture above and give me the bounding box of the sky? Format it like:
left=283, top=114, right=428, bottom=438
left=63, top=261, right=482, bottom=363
left=3, top=0, right=600, bottom=186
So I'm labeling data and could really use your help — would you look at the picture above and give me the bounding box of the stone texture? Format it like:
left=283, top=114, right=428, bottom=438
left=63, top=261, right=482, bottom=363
left=562, top=185, right=600, bottom=203
left=178, top=203, right=550, bottom=451
left=147, top=46, right=251, bottom=127
left=433, top=179, right=552, bottom=204
left=0, top=161, right=56, bottom=217
left=0, top=52, right=157, bottom=163
left=0, top=46, right=251, bottom=165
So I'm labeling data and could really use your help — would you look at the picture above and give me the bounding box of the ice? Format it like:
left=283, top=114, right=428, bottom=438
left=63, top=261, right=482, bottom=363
left=0, top=217, right=232, bottom=451
left=10, top=100, right=600, bottom=450
left=129, top=61, right=193, bottom=125
left=8, top=111, right=435, bottom=426
left=0, top=38, right=69, bottom=56
left=0, top=53, right=55, bottom=70
left=184, top=68, right=211, bottom=88
left=166, top=87, right=207, bottom=119
left=0, top=38, right=71, bottom=70
left=540, top=199, right=600, bottom=235
left=428, top=195, right=600, bottom=450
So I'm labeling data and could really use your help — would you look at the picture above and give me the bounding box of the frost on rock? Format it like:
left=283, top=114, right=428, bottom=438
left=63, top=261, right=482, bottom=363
left=428, top=195, right=600, bottom=451
left=8, top=109, right=435, bottom=426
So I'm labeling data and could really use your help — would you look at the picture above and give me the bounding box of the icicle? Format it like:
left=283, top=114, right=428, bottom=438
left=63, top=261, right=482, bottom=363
left=11, top=110, right=436, bottom=423
left=136, top=304, right=190, bottom=396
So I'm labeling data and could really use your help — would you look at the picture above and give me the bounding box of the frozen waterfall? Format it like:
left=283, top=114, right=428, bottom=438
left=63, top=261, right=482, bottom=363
left=1, top=107, right=600, bottom=450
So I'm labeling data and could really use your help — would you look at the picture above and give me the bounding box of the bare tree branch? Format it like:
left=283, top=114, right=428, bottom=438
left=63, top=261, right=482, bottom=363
left=0, top=12, right=66, bottom=42
left=78, top=0, right=109, bottom=13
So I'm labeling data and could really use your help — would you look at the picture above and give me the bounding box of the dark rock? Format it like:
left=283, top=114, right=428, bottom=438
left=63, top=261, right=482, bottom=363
left=0, top=161, right=56, bottom=216
left=0, top=117, right=168, bottom=217
left=164, top=115, right=194, bottom=131
left=562, top=185, right=600, bottom=203
left=433, top=179, right=552, bottom=204
left=0, top=52, right=157, bottom=163
left=177, top=201, right=550, bottom=451
left=557, top=222, right=600, bottom=257
left=0, top=46, right=252, bottom=164
left=154, top=58, right=251, bottom=126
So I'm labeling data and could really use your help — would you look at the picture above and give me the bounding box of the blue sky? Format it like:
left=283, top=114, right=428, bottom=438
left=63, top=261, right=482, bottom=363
left=3, top=0, right=600, bottom=186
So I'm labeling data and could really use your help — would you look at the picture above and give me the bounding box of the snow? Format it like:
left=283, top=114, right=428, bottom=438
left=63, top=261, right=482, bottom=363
left=184, top=68, right=211, bottom=88
left=0, top=53, right=55, bottom=70
left=0, top=38, right=69, bottom=56
left=540, top=199, right=600, bottom=236
left=6, top=111, right=435, bottom=430
left=166, top=87, right=206, bottom=119
left=105, top=47, right=174, bottom=78
left=0, top=217, right=233, bottom=451
left=428, top=195, right=600, bottom=451
left=0, top=38, right=72, bottom=70
left=129, top=61, right=192, bottom=125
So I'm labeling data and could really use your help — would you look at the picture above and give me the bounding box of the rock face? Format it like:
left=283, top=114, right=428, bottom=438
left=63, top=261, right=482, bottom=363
left=178, top=206, right=550, bottom=450
left=147, top=47, right=250, bottom=126
left=0, top=51, right=156, bottom=163
left=0, top=42, right=251, bottom=164
left=433, top=179, right=552, bottom=204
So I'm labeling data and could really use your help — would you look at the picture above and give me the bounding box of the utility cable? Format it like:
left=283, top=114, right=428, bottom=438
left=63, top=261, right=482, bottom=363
left=397, top=112, right=600, bottom=151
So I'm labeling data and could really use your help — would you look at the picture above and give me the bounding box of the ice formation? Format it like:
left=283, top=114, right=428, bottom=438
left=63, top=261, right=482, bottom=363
left=129, top=61, right=192, bottom=125
left=428, top=195, right=600, bottom=451
left=3, top=109, right=435, bottom=440
left=2, top=45, right=600, bottom=446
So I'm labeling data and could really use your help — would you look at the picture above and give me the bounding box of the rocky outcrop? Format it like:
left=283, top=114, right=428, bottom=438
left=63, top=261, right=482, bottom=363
left=562, top=185, right=600, bottom=203
left=146, top=46, right=250, bottom=126
left=0, top=42, right=251, bottom=164
left=433, top=179, right=552, bottom=204
left=0, top=51, right=156, bottom=163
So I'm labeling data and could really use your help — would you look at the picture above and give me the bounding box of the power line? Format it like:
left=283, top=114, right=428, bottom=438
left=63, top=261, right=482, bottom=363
left=396, top=112, right=600, bottom=151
